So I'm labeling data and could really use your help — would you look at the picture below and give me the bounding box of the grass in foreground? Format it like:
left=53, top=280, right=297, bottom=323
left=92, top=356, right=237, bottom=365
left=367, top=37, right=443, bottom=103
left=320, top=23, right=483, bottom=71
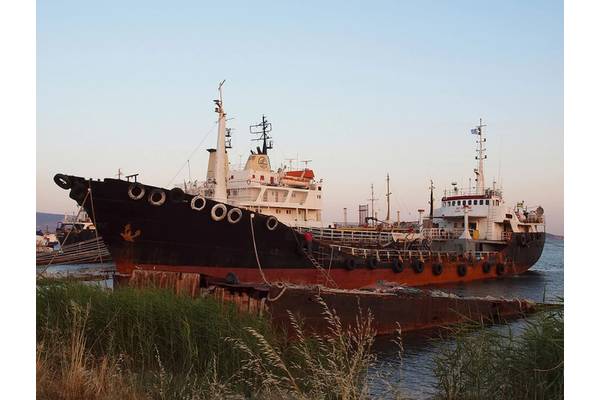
left=433, top=309, right=564, bottom=400
left=36, top=280, right=398, bottom=399
left=37, top=279, right=563, bottom=399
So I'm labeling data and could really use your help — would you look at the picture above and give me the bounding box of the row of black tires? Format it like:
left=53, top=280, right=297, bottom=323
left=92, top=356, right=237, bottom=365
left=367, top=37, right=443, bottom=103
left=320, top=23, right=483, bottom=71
left=127, top=182, right=279, bottom=230
left=342, top=257, right=506, bottom=276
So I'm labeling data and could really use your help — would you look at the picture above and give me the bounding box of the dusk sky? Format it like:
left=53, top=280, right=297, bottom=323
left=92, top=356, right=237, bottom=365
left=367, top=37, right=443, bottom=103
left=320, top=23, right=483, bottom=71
left=37, top=0, right=563, bottom=234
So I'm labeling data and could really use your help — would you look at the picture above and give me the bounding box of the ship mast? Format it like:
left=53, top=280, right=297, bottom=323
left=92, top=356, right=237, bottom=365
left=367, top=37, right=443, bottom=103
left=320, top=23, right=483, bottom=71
left=213, top=80, right=228, bottom=202
left=369, top=184, right=378, bottom=225
left=385, top=174, right=392, bottom=222
left=473, top=118, right=487, bottom=195
left=428, top=179, right=435, bottom=219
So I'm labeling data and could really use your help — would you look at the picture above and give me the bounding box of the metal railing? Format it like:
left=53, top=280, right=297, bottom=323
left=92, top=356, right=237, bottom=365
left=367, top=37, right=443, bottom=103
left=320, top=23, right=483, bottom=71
left=442, top=187, right=503, bottom=198
left=298, top=227, right=397, bottom=244
left=327, top=244, right=500, bottom=263
left=421, top=228, right=479, bottom=240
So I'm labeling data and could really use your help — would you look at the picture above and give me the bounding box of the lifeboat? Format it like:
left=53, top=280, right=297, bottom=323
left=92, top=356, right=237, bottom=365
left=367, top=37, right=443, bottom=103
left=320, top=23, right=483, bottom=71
left=280, top=169, right=314, bottom=188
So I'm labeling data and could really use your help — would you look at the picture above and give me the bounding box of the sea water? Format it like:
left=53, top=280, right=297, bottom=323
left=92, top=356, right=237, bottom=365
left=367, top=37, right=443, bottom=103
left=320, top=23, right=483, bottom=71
left=369, top=236, right=564, bottom=399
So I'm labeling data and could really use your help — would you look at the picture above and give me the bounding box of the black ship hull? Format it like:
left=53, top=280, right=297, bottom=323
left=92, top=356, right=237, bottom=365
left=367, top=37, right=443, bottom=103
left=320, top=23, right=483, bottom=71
left=55, top=174, right=545, bottom=289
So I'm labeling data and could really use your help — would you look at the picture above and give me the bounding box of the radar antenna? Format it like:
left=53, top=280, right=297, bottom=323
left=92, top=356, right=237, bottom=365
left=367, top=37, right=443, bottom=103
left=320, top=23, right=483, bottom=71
left=249, top=115, right=273, bottom=155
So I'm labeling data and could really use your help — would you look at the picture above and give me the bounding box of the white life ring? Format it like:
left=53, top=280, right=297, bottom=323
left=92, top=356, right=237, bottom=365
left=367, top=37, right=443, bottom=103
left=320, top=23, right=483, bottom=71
left=148, top=189, right=166, bottom=206
left=190, top=195, right=207, bottom=211
left=128, top=183, right=145, bottom=200
left=227, top=208, right=243, bottom=224
left=211, top=203, right=228, bottom=221
left=266, top=216, right=278, bottom=231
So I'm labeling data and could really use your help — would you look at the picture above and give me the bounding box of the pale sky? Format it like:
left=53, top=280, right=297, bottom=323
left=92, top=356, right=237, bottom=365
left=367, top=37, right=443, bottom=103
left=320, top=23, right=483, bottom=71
left=37, top=0, right=563, bottom=234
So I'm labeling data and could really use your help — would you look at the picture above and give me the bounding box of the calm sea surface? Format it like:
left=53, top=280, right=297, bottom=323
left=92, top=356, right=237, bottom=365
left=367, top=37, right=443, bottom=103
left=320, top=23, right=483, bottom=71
left=37, top=237, right=563, bottom=399
left=369, top=236, right=564, bottom=399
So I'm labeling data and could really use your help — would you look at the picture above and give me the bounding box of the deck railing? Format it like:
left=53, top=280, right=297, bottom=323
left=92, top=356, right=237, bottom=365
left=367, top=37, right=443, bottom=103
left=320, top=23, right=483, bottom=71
left=325, top=244, right=500, bottom=263
left=421, top=228, right=476, bottom=240
left=298, top=227, right=398, bottom=244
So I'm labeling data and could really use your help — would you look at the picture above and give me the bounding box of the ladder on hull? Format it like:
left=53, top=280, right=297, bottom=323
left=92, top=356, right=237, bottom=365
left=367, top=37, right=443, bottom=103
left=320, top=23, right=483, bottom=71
left=302, top=248, right=337, bottom=288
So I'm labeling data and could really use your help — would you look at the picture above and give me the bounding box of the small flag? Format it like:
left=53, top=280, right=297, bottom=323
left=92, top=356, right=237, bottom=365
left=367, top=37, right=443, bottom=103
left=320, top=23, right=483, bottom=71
left=470, top=128, right=479, bottom=135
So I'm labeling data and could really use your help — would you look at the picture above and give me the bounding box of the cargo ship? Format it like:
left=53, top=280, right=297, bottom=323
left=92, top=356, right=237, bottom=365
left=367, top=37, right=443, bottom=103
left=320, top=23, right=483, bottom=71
left=53, top=84, right=545, bottom=289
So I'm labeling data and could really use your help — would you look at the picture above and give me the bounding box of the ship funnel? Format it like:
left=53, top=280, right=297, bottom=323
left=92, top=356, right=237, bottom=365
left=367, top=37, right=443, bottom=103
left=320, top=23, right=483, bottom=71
left=206, top=149, right=216, bottom=181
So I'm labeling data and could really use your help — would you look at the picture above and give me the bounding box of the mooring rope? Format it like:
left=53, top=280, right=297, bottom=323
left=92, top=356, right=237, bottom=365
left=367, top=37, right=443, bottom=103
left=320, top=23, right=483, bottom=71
left=249, top=214, right=269, bottom=285
left=266, top=283, right=287, bottom=302
left=37, top=189, right=91, bottom=278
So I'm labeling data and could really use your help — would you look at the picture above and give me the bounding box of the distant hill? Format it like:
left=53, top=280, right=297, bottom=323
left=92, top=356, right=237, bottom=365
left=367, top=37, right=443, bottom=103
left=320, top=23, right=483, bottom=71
left=36, top=212, right=64, bottom=232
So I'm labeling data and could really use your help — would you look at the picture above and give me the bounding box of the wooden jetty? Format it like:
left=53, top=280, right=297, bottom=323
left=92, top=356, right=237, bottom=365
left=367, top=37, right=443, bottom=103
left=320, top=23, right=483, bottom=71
left=127, top=270, right=547, bottom=336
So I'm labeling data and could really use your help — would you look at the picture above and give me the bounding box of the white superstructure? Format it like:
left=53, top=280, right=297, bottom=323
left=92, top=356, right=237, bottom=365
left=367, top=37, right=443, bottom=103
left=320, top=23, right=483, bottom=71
left=179, top=84, right=324, bottom=227
left=426, top=120, right=545, bottom=242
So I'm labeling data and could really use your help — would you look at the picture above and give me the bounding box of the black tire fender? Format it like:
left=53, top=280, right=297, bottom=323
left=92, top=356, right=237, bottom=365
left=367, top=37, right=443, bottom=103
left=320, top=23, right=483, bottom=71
left=148, top=189, right=167, bottom=206
left=412, top=258, right=424, bottom=273
left=128, top=183, right=145, bottom=200
left=366, top=257, right=378, bottom=270
left=432, top=263, right=443, bottom=276
left=345, top=259, right=356, bottom=271
left=266, top=216, right=278, bottom=231
left=457, top=264, right=467, bottom=277
left=227, top=208, right=243, bottom=224
left=496, top=263, right=506, bottom=275
left=391, top=258, right=403, bottom=273
left=190, top=195, right=207, bottom=211
left=482, top=262, right=492, bottom=274
left=210, top=203, right=227, bottom=221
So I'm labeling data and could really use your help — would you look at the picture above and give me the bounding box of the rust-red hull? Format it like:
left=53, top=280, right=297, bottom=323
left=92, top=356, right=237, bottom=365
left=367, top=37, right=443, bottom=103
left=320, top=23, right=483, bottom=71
left=123, top=260, right=532, bottom=290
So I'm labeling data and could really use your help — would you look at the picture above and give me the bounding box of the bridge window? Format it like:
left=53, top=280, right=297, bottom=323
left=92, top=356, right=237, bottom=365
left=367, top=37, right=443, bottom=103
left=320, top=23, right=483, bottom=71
left=479, top=200, right=484, bottom=205
left=486, top=200, right=490, bottom=205
left=260, top=175, right=264, bottom=181
left=468, top=200, right=472, bottom=205
left=452, top=201, right=456, bottom=206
